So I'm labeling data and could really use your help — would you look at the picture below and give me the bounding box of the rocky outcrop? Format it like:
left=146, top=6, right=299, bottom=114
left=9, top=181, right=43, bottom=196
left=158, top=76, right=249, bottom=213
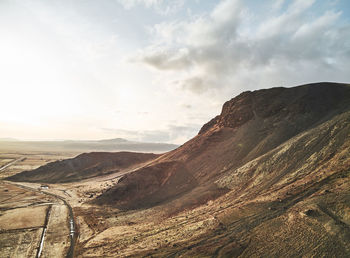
left=200, top=82, right=350, bottom=135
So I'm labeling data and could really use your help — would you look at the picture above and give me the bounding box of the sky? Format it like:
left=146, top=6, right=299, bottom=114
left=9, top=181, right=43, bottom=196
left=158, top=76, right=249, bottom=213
left=0, top=0, right=349, bottom=144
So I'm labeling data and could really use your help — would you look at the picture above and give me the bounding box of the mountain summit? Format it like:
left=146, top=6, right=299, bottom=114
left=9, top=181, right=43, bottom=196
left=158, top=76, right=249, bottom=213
left=94, top=82, right=350, bottom=209
left=199, top=82, right=350, bottom=134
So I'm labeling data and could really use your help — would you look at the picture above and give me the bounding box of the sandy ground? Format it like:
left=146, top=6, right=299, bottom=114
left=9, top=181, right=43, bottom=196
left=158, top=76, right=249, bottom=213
left=0, top=205, right=48, bottom=230
left=41, top=204, right=70, bottom=258
left=0, top=175, right=73, bottom=258
left=0, top=228, right=43, bottom=257
left=0, top=182, right=50, bottom=257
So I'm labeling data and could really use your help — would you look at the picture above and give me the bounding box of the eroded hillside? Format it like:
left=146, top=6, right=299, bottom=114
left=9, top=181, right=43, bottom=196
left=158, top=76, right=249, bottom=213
left=94, top=82, right=350, bottom=211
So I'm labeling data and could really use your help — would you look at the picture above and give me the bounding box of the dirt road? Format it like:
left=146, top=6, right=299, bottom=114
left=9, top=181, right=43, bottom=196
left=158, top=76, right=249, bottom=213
left=0, top=156, right=77, bottom=257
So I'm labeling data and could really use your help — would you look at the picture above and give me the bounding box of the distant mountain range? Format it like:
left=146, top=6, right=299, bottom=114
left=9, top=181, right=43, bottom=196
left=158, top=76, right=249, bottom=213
left=0, top=138, right=178, bottom=153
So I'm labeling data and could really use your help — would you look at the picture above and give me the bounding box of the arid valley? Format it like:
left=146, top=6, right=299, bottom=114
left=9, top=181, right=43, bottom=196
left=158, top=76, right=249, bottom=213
left=1, top=82, right=350, bottom=257
left=1, top=1, right=350, bottom=257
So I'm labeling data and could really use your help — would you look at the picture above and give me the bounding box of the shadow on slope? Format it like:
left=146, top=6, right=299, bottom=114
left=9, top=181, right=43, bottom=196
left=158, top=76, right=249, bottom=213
left=94, top=161, right=201, bottom=210
left=94, top=82, right=350, bottom=211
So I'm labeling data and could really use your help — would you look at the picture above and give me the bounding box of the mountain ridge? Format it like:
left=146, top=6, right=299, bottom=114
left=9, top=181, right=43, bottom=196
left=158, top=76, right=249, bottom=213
left=6, top=82, right=350, bottom=257
left=93, top=82, right=350, bottom=210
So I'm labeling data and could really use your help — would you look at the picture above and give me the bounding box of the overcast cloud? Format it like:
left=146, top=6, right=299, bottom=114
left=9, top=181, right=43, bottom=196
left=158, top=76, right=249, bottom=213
left=138, top=0, right=350, bottom=95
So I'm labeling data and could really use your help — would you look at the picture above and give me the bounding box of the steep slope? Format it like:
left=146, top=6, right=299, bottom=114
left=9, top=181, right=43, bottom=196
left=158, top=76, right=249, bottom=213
left=95, top=82, right=350, bottom=209
left=94, top=109, right=350, bottom=257
left=7, top=152, right=158, bottom=183
left=149, top=109, right=350, bottom=257
left=96, top=161, right=199, bottom=209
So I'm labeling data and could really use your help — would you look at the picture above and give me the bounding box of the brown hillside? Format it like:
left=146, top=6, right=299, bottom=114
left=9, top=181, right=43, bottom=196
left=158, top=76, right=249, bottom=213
left=7, top=152, right=158, bottom=183
left=94, top=82, right=350, bottom=210
left=96, top=161, right=198, bottom=209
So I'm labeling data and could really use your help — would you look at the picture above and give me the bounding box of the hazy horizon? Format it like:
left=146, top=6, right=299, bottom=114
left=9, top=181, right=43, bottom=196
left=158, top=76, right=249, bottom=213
left=1, top=0, right=350, bottom=145
left=0, top=136, right=179, bottom=144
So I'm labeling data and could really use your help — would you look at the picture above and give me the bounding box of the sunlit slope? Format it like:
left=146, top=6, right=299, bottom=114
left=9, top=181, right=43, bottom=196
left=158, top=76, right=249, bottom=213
left=95, top=82, right=350, bottom=210
left=147, top=109, right=350, bottom=257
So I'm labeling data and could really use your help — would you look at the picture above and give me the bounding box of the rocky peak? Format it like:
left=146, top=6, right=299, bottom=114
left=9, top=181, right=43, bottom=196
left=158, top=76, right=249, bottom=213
left=199, top=82, right=350, bottom=135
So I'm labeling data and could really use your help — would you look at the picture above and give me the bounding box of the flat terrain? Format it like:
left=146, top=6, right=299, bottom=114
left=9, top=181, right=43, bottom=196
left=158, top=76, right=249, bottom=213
left=0, top=151, right=75, bottom=258
left=0, top=151, right=77, bottom=179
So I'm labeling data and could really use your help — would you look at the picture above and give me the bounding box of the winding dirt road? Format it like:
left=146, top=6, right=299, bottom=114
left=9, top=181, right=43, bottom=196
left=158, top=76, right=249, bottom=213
left=6, top=182, right=78, bottom=258
left=0, top=157, right=77, bottom=257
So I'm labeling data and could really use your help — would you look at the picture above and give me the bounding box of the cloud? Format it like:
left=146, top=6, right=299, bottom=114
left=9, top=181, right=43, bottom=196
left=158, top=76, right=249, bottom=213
left=136, top=0, right=350, bottom=95
left=272, top=0, right=285, bottom=10
left=174, top=77, right=208, bottom=95
left=141, top=47, right=192, bottom=70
